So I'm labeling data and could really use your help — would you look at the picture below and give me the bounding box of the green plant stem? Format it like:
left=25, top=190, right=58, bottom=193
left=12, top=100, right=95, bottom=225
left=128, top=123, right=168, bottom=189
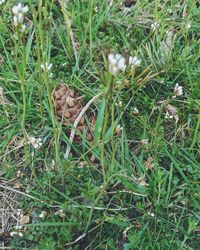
left=100, top=76, right=114, bottom=184
left=37, top=0, right=62, bottom=180
left=29, top=3, right=44, bottom=123
left=100, top=102, right=109, bottom=184
left=84, top=180, right=108, bottom=233
left=190, top=108, right=200, bottom=149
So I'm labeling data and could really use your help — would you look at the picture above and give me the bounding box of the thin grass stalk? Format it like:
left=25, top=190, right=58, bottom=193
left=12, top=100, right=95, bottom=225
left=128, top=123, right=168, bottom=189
left=38, top=0, right=62, bottom=179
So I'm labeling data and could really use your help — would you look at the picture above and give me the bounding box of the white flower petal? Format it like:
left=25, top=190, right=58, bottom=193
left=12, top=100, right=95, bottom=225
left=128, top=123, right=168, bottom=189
left=129, top=56, right=137, bottom=65
left=47, top=63, right=52, bottom=71
left=18, top=13, right=24, bottom=23
left=20, top=24, right=26, bottom=32
left=117, top=57, right=126, bottom=71
left=174, top=83, right=183, bottom=97
left=128, top=56, right=134, bottom=65
left=115, top=53, right=122, bottom=60
left=10, top=232, right=17, bottom=237
left=17, top=3, right=22, bottom=10
left=109, top=65, right=119, bottom=75
left=12, top=6, right=19, bottom=15
left=18, top=232, right=23, bottom=237
left=135, top=59, right=141, bottom=67
left=108, top=53, right=116, bottom=65
left=22, top=5, right=29, bottom=13
left=13, top=16, right=18, bottom=26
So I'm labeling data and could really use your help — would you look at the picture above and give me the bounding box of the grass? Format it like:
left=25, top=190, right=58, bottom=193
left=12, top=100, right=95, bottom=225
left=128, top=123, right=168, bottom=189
left=0, top=0, right=199, bottom=249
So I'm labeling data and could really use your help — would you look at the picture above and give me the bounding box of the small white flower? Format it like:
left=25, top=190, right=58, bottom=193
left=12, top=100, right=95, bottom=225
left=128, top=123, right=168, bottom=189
left=22, top=5, right=29, bottom=13
left=140, top=139, right=149, bottom=145
left=128, top=56, right=134, bottom=65
left=168, top=8, right=173, bottom=14
left=55, top=210, right=65, bottom=218
left=115, top=53, right=122, bottom=61
left=18, top=232, right=23, bottom=237
left=41, top=62, right=52, bottom=72
left=119, top=101, right=122, bottom=106
left=117, top=57, right=126, bottom=71
left=29, top=136, right=43, bottom=149
left=186, top=22, right=191, bottom=29
left=15, top=225, right=23, bottom=230
left=10, top=231, right=17, bottom=237
left=151, top=21, right=159, bottom=31
left=134, top=59, right=141, bottom=67
left=12, top=4, right=21, bottom=15
left=108, top=53, right=116, bottom=65
left=147, top=212, right=155, bottom=217
left=115, top=124, right=123, bottom=134
left=40, top=64, right=45, bottom=71
left=47, top=63, right=52, bottom=71
left=108, top=53, right=126, bottom=75
left=109, top=65, right=119, bottom=75
left=12, top=3, right=29, bottom=30
left=0, top=0, right=6, bottom=5
left=133, top=107, right=139, bottom=115
left=94, top=6, right=98, bottom=13
left=34, top=144, right=39, bottom=149
left=173, top=83, right=183, bottom=97
left=39, top=211, right=47, bottom=218
left=115, top=102, right=122, bottom=108
left=129, top=56, right=141, bottom=69
left=165, top=111, right=173, bottom=119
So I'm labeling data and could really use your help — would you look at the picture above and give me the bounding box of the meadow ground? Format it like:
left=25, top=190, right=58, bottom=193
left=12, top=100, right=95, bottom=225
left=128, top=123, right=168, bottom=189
left=0, top=0, right=199, bottom=249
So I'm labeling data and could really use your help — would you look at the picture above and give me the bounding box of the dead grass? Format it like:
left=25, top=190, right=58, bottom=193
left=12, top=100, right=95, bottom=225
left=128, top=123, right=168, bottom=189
left=0, top=179, right=20, bottom=249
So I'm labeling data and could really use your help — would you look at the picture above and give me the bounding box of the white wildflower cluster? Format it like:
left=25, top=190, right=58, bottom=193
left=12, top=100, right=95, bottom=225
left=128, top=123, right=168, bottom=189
left=0, top=0, right=6, bottom=5
left=165, top=111, right=173, bottom=119
left=108, top=53, right=126, bottom=75
left=151, top=21, right=159, bottom=31
left=41, top=62, right=52, bottom=72
left=147, top=212, right=155, bottom=217
left=10, top=225, right=23, bottom=237
left=173, top=83, right=183, bottom=98
left=108, top=53, right=141, bottom=75
left=94, top=6, right=98, bottom=13
left=29, top=136, right=42, bottom=149
left=129, top=56, right=141, bottom=69
left=115, top=101, right=122, bottom=108
left=12, top=3, right=29, bottom=33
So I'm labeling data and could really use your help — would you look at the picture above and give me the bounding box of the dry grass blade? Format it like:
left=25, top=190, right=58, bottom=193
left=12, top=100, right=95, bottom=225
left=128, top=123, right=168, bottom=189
left=64, top=92, right=103, bottom=159
left=165, top=104, right=179, bottom=123
left=0, top=180, right=21, bottom=249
